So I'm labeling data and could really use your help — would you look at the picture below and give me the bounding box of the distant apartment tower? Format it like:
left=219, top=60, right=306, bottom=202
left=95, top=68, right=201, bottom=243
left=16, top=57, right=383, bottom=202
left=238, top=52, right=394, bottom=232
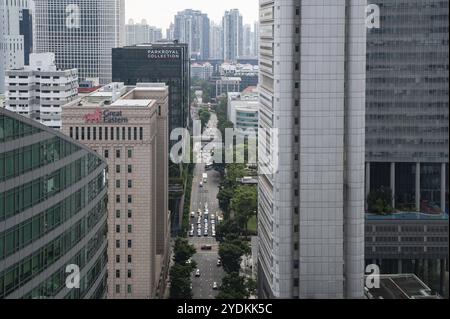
left=0, top=107, right=108, bottom=299
left=126, top=19, right=162, bottom=46
left=209, top=22, right=223, bottom=60
left=253, top=21, right=260, bottom=58
left=222, top=9, right=243, bottom=61
left=258, top=0, right=367, bottom=299
left=174, top=9, right=210, bottom=60
left=0, top=0, right=33, bottom=94
left=112, top=42, right=190, bottom=134
left=5, top=53, right=78, bottom=129
left=34, top=0, right=125, bottom=85
left=242, top=24, right=253, bottom=57
left=62, top=83, right=170, bottom=299
left=365, top=0, right=449, bottom=214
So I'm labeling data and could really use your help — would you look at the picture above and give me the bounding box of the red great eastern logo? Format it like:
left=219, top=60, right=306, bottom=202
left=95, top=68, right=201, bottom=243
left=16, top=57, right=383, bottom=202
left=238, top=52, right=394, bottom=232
left=84, top=109, right=128, bottom=124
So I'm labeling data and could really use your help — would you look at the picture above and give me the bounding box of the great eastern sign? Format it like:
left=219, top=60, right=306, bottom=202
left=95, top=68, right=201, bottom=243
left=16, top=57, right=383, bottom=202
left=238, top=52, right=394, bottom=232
left=147, top=49, right=180, bottom=60
left=84, top=109, right=128, bottom=124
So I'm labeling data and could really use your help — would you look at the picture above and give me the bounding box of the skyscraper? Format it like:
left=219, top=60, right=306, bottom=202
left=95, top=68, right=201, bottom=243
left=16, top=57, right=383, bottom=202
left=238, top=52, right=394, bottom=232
left=243, top=24, right=253, bottom=57
left=258, top=0, right=367, bottom=299
left=0, top=0, right=33, bottom=94
left=222, top=9, right=243, bottom=62
left=34, top=0, right=125, bottom=85
left=0, top=107, right=108, bottom=299
left=365, top=0, right=449, bottom=214
left=62, top=83, right=170, bottom=299
left=209, top=22, right=223, bottom=60
left=126, top=19, right=162, bottom=46
left=174, top=9, right=210, bottom=60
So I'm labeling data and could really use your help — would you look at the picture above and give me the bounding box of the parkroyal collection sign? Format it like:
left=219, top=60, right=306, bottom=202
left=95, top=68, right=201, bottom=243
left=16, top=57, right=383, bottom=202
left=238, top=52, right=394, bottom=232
left=147, top=49, right=181, bottom=60
left=84, top=109, right=129, bottom=124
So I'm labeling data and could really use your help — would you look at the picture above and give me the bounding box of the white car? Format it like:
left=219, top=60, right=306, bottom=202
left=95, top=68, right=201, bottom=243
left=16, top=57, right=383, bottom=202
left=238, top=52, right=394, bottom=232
left=195, top=269, right=201, bottom=277
left=211, top=219, right=215, bottom=225
left=190, top=212, right=195, bottom=218
left=189, top=230, right=194, bottom=237
left=197, top=230, right=202, bottom=237
left=213, top=282, right=218, bottom=290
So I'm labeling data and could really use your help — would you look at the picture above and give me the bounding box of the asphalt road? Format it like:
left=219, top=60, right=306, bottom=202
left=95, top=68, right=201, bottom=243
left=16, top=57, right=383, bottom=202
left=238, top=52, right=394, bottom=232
left=188, top=113, right=225, bottom=299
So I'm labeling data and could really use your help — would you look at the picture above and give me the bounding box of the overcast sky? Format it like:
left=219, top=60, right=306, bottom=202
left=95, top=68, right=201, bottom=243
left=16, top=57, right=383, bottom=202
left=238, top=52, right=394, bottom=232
left=125, top=0, right=259, bottom=32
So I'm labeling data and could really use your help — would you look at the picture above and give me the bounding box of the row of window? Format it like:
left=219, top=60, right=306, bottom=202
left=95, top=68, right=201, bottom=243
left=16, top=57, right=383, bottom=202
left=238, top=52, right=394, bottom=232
left=70, top=126, right=144, bottom=142
left=0, top=137, right=80, bottom=182
left=0, top=153, right=103, bottom=221
left=0, top=216, right=107, bottom=299
left=0, top=114, right=41, bottom=143
left=0, top=176, right=106, bottom=260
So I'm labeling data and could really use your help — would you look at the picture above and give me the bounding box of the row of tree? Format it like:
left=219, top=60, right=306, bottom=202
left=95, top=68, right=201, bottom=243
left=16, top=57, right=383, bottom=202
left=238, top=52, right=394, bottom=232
left=169, top=238, right=197, bottom=299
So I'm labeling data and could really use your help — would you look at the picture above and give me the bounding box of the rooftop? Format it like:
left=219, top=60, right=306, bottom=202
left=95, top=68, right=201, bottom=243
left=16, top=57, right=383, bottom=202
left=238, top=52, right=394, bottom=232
left=365, top=274, right=441, bottom=299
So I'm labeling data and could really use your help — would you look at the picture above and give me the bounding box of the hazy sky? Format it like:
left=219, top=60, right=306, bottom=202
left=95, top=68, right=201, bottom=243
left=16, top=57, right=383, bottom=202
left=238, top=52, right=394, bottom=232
left=125, top=0, right=259, bottom=32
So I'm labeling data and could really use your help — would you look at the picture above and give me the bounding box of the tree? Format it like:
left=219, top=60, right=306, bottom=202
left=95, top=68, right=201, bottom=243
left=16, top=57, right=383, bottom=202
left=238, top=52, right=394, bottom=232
left=198, top=108, right=211, bottom=130
left=173, top=238, right=196, bottom=265
left=216, top=218, right=241, bottom=242
left=216, top=273, right=254, bottom=299
left=169, top=264, right=194, bottom=299
left=230, top=186, right=257, bottom=235
left=367, top=187, right=393, bottom=215
left=219, top=240, right=250, bottom=274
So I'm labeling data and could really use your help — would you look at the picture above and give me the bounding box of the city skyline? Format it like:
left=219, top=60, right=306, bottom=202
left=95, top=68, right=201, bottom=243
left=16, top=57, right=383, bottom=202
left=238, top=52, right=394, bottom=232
left=125, top=0, right=259, bottom=35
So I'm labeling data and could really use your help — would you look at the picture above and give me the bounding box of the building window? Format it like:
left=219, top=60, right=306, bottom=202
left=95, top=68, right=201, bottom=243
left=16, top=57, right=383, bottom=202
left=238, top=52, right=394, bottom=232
left=122, top=127, right=126, bottom=140
left=139, top=127, right=143, bottom=140
left=127, top=285, right=132, bottom=294
left=134, top=127, right=137, bottom=140
left=116, top=270, right=120, bottom=278
left=128, top=127, right=132, bottom=140
left=128, top=210, right=132, bottom=218
left=116, top=195, right=121, bottom=203
left=75, top=127, right=79, bottom=140
left=70, top=127, right=73, bottom=138
left=116, top=180, right=121, bottom=189
left=128, top=165, right=132, bottom=174
left=99, top=127, right=103, bottom=141
left=81, top=127, right=85, bottom=140
left=128, top=150, right=133, bottom=158
left=116, top=255, right=121, bottom=263
left=128, top=255, right=132, bottom=263
left=116, top=128, right=120, bottom=141
left=104, top=150, right=109, bottom=158
left=128, top=240, right=132, bottom=249
left=116, top=149, right=121, bottom=158
left=115, top=285, right=120, bottom=294
left=93, top=127, right=97, bottom=140
left=128, top=180, right=132, bottom=188
left=116, top=165, right=121, bottom=173
left=128, top=270, right=132, bottom=279
left=116, top=225, right=120, bottom=233
left=116, top=210, right=121, bottom=218
left=116, top=240, right=120, bottom=249
left=128, top=195, right=132, bottom=204
left=87, top=127, right=91, bottom=140
left=128, top=225, right=132, bottom=233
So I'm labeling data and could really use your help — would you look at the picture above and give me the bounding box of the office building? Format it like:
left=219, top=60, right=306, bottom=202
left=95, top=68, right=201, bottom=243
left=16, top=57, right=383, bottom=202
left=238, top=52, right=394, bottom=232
left=365, top=212, right=448, bottom=295
left=191, top=62, right=213, bottom=81
left=365, top=0, right=449, bottom=215
left=112, top=42, right=190, bottom=134
left=0, top=107, right=108, bottom=299
left=219, top=62, right=259, bottom=91
left=222, top=9, right=243, bottom=61
left=174, top=9, right=210, bottom=60
left=0, top=0, right=33, bottom=94
left=253, top=21, right=260, bottom=58
left=34, top=0, right=125, bottom=85
left=227, top=87, right=259, bottom=133
left=125, top=19, right=163, bottom=46
left=61, top=82, right=170, bottom=299
left=4, top=53, right=78, bottom=129
left=258, top=0, right=367, bottom=299
left=215, top=77, right=241, bottom=98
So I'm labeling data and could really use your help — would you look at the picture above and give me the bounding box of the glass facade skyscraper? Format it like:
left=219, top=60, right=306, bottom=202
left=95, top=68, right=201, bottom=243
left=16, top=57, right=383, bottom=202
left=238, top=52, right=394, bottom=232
left=0, top=108, right=108, bottom=299
left=366, top=0, right=449, bottom=213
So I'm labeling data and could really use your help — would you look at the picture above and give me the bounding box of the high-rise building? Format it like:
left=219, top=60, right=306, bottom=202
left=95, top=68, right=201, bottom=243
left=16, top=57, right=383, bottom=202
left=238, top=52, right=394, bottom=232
left=125, top=19, right=162, bottom=46
left=258, top=0, right=367, bottom=299
left=222, top=9, right=243, bottom=62
left=61, top=82, right=170, bottom=299
left=191, top=62, right=214, bottom=81
left=243, top=24, right=253, bottom=57
left=166, top=23, right=175, bottom=41
left=34, top=0, right=125, bottom=85
left=5, top=53, right=79, bottom=129
left=209, top=22, right=223, bottom=60
left=0, top=0, right=33, bottom=94
left=0, top=107, right=108, bottom=299
left=112, top=42, right=190, bottom=135
left=174, top=9, right=210, bottom=60
left=253, top=21, right=260, bottom=58
left=365, top=0, right=449, bottom=215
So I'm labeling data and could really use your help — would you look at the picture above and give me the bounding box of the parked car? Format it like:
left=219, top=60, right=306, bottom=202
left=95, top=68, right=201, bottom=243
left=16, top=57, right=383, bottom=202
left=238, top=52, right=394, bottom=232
left=213, top=282, right=218, bottom=290
left=195, top=269, right=201, bottom=277
left=190, top=212, right=195, bottom=218
left=201, top=245, right=212, bottom=251
left=189, top=230, right=194, bottom=237
left=217, top=259, right=222, bottom=267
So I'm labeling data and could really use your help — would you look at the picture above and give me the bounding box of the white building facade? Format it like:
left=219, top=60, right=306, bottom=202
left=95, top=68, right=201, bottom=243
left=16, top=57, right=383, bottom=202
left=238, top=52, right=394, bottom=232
left=5, top=53, right=78, bottom=129
left=258, top=0, right=366, bottom=299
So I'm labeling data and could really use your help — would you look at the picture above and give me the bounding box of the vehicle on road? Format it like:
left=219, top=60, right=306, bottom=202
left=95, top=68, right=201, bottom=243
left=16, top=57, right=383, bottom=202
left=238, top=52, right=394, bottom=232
left=201, top=245, right=213, bottom=251
left=197, top=229, right=202, bottom=237
left=190, top=212, right=195, bottom=218
left=213, top=282, right=218, bottom=290
left=186, top=259, right=192, bottom=265
left=203, top=173, right=208, bottom=183
left=200, top=181, right=203, bottom=188
left=189, top=230, right=194, bottom=237
left=217, top=259, right=222, bottom=267
left=195, top=269, right=201, bottom=277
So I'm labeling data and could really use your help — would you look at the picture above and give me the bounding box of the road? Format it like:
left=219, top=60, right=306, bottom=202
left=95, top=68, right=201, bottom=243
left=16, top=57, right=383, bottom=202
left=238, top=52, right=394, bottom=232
left=189, top=112, right=225, bottom=299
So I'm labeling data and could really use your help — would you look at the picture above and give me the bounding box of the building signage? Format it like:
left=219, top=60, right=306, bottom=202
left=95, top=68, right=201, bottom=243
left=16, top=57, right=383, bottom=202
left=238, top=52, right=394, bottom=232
left=147, top=49, right=180, bottom=60
left=84, top=109, right=128, bottom=124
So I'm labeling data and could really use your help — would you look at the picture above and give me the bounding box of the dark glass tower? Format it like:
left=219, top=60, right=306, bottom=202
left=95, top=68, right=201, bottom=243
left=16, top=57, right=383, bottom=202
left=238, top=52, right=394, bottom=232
left=0, top=108, right=108, bottom=299
left=366, top=0, right=449, bottom=214
left=112, top=42, right=190, bottom=134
